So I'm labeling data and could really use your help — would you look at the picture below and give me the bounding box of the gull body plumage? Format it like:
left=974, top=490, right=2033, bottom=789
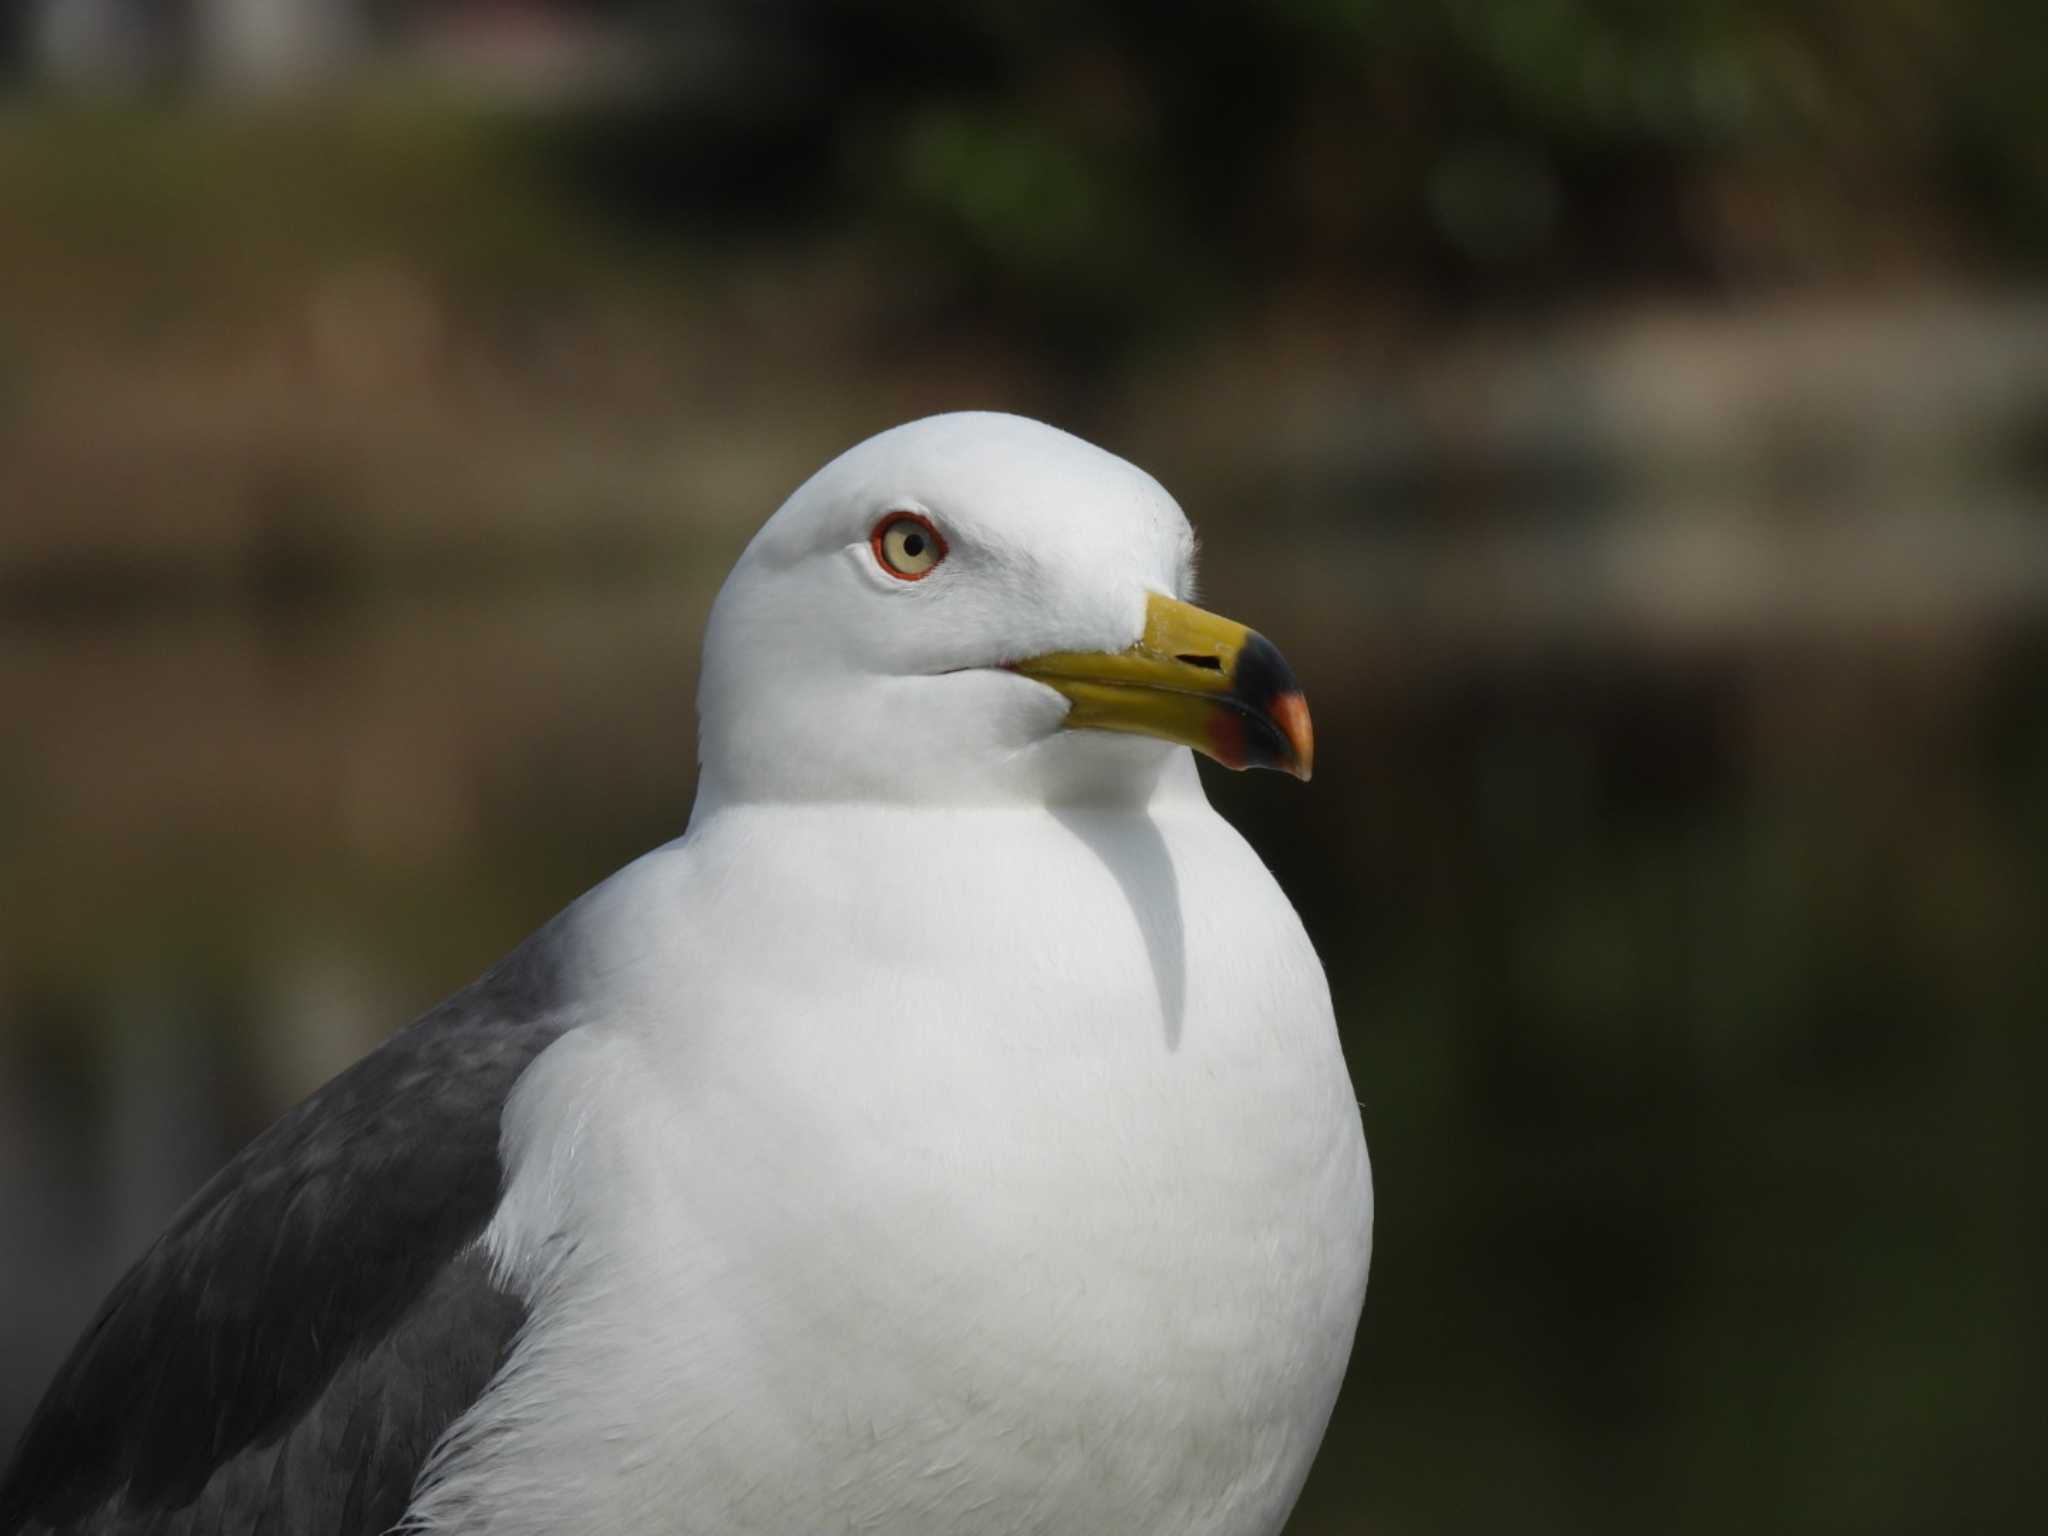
left=409, top=779, right=1369, bottom=1535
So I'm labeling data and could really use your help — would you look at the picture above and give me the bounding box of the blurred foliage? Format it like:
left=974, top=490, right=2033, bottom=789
left=540, top=0, right=2048, bottom=339
left=0, top=101, right=623, bottom=342
left=8, top=0, right=2046, bottom=350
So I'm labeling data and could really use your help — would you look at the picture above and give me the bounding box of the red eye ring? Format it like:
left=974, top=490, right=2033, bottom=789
left=870, top=512, right=948, bottom=580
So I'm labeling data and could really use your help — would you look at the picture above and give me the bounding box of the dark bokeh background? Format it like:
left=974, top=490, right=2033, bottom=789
left=3, top=4, right=2045, bottom=1531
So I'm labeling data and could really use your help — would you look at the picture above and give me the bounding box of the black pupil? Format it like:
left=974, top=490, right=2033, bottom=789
left=901, top=531, right=925, bottom=558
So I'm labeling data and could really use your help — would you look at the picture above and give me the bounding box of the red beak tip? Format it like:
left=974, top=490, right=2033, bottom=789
left=1269, top=692, right=1314, bottom=781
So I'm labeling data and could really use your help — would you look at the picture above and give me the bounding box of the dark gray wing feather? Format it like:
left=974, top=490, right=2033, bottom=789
left=0, top=920, right=579, bottom=1536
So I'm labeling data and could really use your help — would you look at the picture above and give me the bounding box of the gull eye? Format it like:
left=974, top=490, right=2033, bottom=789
left=871, top=513, right=947, bottom=580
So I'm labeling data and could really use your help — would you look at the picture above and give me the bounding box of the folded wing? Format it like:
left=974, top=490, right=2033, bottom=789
left=0, top=926, right=580, bottom=1536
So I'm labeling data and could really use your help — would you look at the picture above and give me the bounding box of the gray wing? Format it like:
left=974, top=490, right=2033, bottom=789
left=0, top=921, right=580, bottom=1536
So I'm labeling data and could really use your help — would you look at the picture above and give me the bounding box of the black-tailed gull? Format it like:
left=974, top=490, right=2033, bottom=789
left=0, top=412, right=1371, bottom=1536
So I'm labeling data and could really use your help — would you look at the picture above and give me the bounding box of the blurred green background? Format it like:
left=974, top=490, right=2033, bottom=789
left=2, top=3, right=2044, bottom=1531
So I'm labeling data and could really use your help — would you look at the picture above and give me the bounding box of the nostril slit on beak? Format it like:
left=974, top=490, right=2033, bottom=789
left=1176, top=654, right=1223, bottom=671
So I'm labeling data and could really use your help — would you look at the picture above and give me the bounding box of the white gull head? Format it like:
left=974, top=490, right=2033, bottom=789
left=692, top=412, right=1311, bottom=811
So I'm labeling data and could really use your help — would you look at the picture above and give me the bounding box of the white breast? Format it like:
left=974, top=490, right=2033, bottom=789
left=406, top=797, right=1372, bottom=1536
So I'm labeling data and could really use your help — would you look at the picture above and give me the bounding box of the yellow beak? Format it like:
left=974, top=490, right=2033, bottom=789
left=1009, top=593, right=1314, bottom=780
